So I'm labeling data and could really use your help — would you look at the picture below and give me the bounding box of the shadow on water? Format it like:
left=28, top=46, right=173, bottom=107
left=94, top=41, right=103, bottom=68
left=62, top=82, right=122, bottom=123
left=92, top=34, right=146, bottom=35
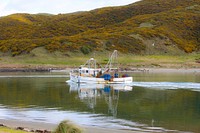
left=68, top=82, right=132, bottom=117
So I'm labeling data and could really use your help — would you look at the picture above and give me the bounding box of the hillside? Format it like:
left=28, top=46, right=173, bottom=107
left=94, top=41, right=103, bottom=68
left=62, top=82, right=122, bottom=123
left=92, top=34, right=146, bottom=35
left=0, top=0, right=200, bottom=56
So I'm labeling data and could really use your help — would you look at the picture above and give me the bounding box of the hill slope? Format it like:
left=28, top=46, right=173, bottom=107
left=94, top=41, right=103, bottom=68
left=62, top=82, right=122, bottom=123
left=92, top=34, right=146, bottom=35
left=0, top=0, right=200, bottom=56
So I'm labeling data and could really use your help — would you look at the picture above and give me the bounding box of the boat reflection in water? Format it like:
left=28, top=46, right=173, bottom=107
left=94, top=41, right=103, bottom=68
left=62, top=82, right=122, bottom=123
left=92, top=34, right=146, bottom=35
left=68, top=82, right=132, bottom=117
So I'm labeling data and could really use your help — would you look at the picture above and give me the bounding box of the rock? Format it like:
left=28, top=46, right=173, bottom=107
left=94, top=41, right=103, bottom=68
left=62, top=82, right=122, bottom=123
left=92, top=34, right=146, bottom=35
left=16, top=127, right=24, bottom=130
left=35, top=129, right=44, bottom=133
left=44, top=130, right=51, bottom=133
left=0, top=124, right=4, bottom=127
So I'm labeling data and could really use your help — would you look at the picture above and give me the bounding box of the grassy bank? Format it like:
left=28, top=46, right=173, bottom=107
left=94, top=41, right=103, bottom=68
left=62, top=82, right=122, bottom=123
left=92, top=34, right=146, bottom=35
left=0, top=126, right=28, bottom=133
left=0, top=48, right=200, bottom=68
left=0, top=120, right=82, bottom=133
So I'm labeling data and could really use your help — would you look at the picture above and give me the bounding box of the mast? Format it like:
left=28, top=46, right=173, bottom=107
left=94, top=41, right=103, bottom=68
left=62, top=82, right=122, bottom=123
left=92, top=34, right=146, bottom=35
left=104, top=50, right=118, bottom=72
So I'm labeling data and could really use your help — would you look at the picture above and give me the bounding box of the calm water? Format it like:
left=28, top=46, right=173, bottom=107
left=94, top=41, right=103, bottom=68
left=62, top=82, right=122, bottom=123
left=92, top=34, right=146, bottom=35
left=0, top=72, right=200, bottom=132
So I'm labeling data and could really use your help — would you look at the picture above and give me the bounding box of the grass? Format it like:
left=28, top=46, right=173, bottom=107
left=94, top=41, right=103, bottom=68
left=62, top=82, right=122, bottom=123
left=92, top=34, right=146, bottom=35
left=0, top=127, right=28, bottom=133
left=0, top=48, right=200, bottom=68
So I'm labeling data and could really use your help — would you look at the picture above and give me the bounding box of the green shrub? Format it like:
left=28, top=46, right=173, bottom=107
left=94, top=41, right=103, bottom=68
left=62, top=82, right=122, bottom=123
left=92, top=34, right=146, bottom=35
left=54, top=120, right=82, bottom=133
left=80, top=46, right=91, bottom=54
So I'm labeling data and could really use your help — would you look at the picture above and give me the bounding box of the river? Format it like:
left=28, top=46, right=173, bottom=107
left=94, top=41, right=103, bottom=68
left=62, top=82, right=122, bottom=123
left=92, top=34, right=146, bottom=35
left=0, top=71, right=200, bottom=132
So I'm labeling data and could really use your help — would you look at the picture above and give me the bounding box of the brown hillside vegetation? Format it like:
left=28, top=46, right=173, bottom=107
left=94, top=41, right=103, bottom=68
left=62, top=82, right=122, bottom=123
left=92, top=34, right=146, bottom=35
left=0, top=0, right=200, bottom=56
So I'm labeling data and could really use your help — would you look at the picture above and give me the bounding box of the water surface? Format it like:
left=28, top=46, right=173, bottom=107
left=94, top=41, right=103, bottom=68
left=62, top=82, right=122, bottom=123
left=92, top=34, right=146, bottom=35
left=0, top=72, right=200, bottom=132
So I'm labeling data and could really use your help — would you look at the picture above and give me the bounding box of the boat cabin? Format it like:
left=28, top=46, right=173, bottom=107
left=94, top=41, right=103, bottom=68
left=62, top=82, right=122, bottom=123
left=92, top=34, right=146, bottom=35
left=78, top=67, right=102, bottom=77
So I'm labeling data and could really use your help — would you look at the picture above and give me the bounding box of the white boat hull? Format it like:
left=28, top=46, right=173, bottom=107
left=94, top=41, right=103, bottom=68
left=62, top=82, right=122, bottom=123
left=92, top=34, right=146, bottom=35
left=70, top=73, right=132, bottom=84
left=67, top=82, right=132, bottom=91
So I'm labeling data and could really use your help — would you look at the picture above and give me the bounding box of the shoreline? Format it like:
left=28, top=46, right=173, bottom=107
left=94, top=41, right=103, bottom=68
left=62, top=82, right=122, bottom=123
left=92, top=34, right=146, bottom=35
left=0, top=64, right=67, bottom=72
left=0, top=63, right=200, bottom=73
left=0, top=119, right=139, bottom=133
left=0, top=66, right=200, bottom=73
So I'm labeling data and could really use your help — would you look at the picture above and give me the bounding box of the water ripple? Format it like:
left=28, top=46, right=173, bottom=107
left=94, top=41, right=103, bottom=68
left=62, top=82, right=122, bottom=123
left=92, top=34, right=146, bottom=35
left=131, top=82, right=200, bottom=90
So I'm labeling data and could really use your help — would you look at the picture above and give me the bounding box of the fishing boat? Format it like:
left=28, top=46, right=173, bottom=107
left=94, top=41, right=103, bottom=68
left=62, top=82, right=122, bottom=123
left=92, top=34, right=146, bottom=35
left=69, top=50, right=133, bottom=84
